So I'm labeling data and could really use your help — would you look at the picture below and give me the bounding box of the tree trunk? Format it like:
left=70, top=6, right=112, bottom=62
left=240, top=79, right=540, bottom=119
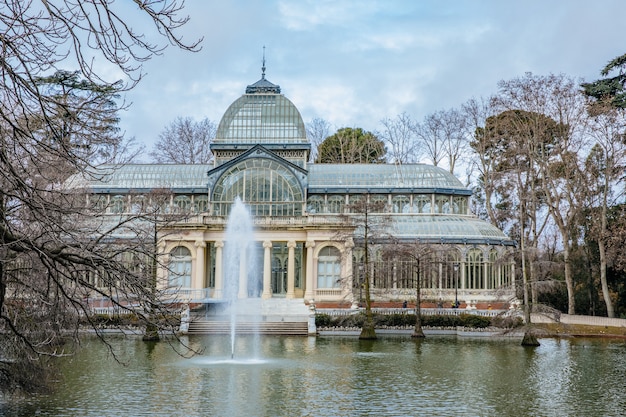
left=562, top=245, right=575, bottom=315
left=554, top=217, right=576, bottom=315
left=520, top=206, right=539, bottom=347
left=521, top=329, right=540, bottom=346
left=598, top=240, right=614, bottom=318
left=412, top=271, right=425, bottom=338
left=359, top=268, right=377, bottom=340
left=143, top=227, right=161, bottom=342
left=359, top=215, right=377, bottom=340
left=599, top=192, right=614, bottom=318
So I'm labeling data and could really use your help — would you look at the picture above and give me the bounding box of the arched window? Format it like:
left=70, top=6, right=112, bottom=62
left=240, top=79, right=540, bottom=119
left=370, top=195, right=389, bottom=212
left=173, top=195, right=191, bottom=213
left=395, top=255, right=416, bottom=289
left=442, top=251, right=461, bottom=290
left=414, top=194, right=431, bottom=213
left=130, top=195, right=145, bottom=214
left=317, top=246, right=341, bottom=289
left=327, top=195, right=345, bottom=214
left=193, top=195, right=209, bottom=213
left=466, top=248, right=484, bottom=290
left=211, top=158, right=304, bottom=217
left=486, top=249, right=498, bottom=289
left=453, top=196, right=468, bottom=215
left=392, top=195, right=409, bottom=213
left=348, top=195, right=363, bottom=212
left=169, top=246, right=192, bottom=289
left=435, top=195, right=450, bottom=214
left=306, top=195, right=324, bottom=214
left=110, top=195, right=126, bottom=214
left=91, top=195, right=108, bottom=212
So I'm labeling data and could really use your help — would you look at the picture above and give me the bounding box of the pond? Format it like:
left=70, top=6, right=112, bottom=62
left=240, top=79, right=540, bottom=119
left=2, top=334, right=625, bottom=417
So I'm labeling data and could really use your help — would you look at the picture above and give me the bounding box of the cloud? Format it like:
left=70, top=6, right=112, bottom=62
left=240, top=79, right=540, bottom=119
left=116, top=0, right=626, bottom=154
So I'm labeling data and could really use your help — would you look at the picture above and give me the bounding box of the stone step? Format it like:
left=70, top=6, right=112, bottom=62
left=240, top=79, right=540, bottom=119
left=187, top=320, right=308, bottom=335
left=198, top=298, right=311, bottom=318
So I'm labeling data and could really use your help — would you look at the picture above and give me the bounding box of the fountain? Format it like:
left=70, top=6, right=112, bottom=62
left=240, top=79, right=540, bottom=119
left=222, top=198, right=261, bottom=360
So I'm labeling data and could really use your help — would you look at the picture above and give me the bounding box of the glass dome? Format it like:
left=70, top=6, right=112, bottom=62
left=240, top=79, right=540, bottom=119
left=214, top=94, right=307, bottom=145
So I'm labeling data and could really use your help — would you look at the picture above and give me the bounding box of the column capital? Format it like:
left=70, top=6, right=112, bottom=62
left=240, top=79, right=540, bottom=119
left=214, top=240, right=224, bottom=248
left=263, top=240, right=272, bottom=249
left=195, top=240, right=206, bottom=248
left=306, top=239, right=315, bottom=248
left=287, top=240, right=297, bottom=249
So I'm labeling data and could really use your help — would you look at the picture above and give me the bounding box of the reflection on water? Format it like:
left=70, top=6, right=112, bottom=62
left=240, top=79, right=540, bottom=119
left=2, top=335, right=626, bottom=417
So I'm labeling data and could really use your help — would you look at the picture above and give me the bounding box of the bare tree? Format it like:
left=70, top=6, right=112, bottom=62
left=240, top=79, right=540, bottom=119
left=497, top=74, right=589, bottom=316
left=463, top=97, right=499, bottom=222
left=343, top=195, right=392, bottom=340
left=150, top=116, right=216, bottom=164
left=0, top=0, right=199, bottom=394
left=388, top=243, right=439, bottom=338
left=379, top=112, right=418, bottom=164
left=306, top=117, right=332, bottom=163
left=415, top=108, right=466, bottom=172
left=583, top=106, right=626, bottom=317
left=439, top=108, right=468, bottom=174
left=415, top=113, right=445, bottom=167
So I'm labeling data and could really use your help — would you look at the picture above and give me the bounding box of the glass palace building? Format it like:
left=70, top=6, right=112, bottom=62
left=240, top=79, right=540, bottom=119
left=79, top=72, right=516, bottom=309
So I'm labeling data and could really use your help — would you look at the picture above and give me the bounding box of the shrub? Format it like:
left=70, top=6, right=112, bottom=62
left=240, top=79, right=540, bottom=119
left=315, top=313, right=332, bottom=327
left=458, top=314, right=491, bottom=329
left=422, top=314, right=459, bottom=327
left=315, top=312, right=519, bottom=329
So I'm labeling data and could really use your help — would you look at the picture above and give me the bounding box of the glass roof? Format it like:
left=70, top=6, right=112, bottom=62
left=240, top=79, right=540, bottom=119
left=66, top=164, right=212, bottom=191
left=308, top=164, right=468, bottom=192
left=214, top=94, right=307, bottom=145
left=384, top=215, right=514, bottom=245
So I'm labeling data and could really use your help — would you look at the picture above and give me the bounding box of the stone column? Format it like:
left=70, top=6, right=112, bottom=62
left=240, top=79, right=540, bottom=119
left=194, top=240, right=206, bottom=296
left=304, top=240, right=315, bottom=300
left=214, top=240, right=223, bottom=299
left=286, top=240, right=296, bottom=298
left=262, top=240, right=272, bottom=299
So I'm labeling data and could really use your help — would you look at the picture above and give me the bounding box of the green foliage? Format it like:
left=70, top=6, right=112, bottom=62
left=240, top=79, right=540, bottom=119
left=582, top=53, right=626, bottom=109
left=316, top=127, right=386, bottom=163
left=458, top=314, right=491, bottom=328
left=315, top=312, right=522, bottom=329
left=315, top=313, right=333, bottom=327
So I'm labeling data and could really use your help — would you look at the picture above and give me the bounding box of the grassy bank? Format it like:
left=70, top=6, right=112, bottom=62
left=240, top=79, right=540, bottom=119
left=533, top=322, right=626, bottom=338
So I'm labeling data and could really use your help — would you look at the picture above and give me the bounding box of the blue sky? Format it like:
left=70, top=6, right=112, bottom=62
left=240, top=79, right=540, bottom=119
left=116, top=0, right=626, bottom=158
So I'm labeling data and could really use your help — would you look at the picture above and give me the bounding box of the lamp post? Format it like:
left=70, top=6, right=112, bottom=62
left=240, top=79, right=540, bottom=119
left=453, top=263, right=459, bottom=308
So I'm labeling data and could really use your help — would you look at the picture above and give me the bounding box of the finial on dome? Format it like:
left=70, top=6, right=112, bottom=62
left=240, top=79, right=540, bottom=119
left=245, top=46, right=280, bottom=94
left=261, top=46, right=266, bottom=80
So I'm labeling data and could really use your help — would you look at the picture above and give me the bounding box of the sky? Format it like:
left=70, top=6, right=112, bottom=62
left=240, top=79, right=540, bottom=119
left=115, top=0, right=626, bottom=160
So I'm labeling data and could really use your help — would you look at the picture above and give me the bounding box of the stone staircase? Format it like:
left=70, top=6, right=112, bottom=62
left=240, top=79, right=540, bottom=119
left=187, top=320, right=309, bottom=335
left=187, top=298, right=312, bottom=335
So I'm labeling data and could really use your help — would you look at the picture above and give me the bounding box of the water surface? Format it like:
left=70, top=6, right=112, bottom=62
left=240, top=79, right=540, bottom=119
left=2, top=335, right=625, bottom=416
